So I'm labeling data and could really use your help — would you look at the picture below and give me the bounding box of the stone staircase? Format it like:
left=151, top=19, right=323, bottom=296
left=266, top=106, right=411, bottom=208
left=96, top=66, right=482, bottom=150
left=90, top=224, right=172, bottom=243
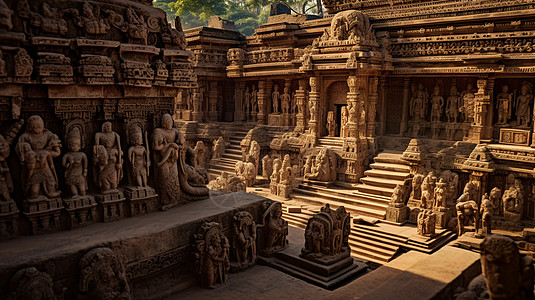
left=351, top=223, right=405, bottom=265
left=206, top=129, right=249, bottom=180
left=317, top=136, right=344, bottom=150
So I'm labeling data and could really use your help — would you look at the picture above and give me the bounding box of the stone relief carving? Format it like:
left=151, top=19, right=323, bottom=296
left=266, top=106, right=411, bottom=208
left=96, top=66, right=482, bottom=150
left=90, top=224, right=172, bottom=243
left=231, top=211, right=256, bottom=271
left=502, top=179, right=524, bottom=223
left=207, top=171, right=246, bottom=194
left=194, top=222, right=230, bottom=289
left=326, top=111, right=336, bottom=137
left=417, top=209, right=436, bottom=237
left=63, top=126, right=88, bottom=197
left=259, top=200, right=288, bottom=256
left=456, top=181, right=480, bottom=236
left=235, top=160, right=255, bottom=187
left=304, top=148, right=337, bottom=182
left=16, top=115, right=62, bottom=200
left=261, top=155, right=273, bottom=179
left=79, top=247, right=131, bottom=300
left=516, top=81, right=533, bottom=128
left=272, top=84, right=280, bottom=114
left=127, top=125, right=150, bottom=188
left=93, top=122, right=123, bottom=193
left=212, top=136, right=225, bottom=160
left=9, top=267, right=63, bottom=300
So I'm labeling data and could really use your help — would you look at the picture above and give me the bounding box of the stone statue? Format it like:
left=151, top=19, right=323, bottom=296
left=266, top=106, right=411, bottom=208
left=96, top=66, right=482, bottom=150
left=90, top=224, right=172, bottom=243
left=495, top=85, right=513, bottom=125
left=304, top=148, right=337, bottom=182
left=246, top=140, right=261, bottom=175
left=410, top=173, right=424, bottom=201
left=16, top=115, right=62, bottom=199
left=412, top=83, right=428, bottom=121
left=460, top=83, right=475, bottom=123
left=261, top=155, right=273, bottom=179
left=456, top=183, right=480, bottom=236
left=251, top=84, right=258, bottom=115
left=281, top=86, right=291, bottom=114
left=123, top=7, right=148, bottom=44
left=340, top=106, right=348, bottom=137
left=502, top=179, right=523, bottom=223
left=0, top=0, right=12, bottom=32
left=39, top=3, right=67, bottom=35
left=259, top=200, right=288, bottom=256
left=0, top=121, right=22, bottom=202
left=326, top=111, right=336, bottom=137
left=446, top=84, right=460, bottom=123
left=517, top=81, right=533, bottom=127
left=417, top=210, right=436, bottom=237
left=420, top=171, right=436, bottom=209
left=490, top=187, right=502, bottom=215
left=152, top=114, right=182, bottom=209
left=93, top=122, right=123, bottom=193
left=480, top=235, right=534, bottom=300
left=235, top=160, right=256, bottom=187
left=127, top=126, right=150, bottom=188
left=62, top=127, right=88, bottom=197
left=75, top=2, right=110, bottom=36
left=194, top=222, right=230, bottom=289
left=207, top=172, right=246, bottom=194
left=272, top=84, right=280, bottom=113
left=303, top=156, right=313, bottom=176
left=78, top=247, right=131, bottom=300
left=430, top=85, right=444, bottom=123
left=194, top=141, right=207, bottom=169
left=212, top=137, right=225, bottom=160
left=301, top=204, right=350, bottom=259
left=231, top=211, right=256, bottom=271
left=9, top=267, right=61, bottom=300
left=433, top=178, right=447, bottom=208
left=480, top=193, right=494, bottom=235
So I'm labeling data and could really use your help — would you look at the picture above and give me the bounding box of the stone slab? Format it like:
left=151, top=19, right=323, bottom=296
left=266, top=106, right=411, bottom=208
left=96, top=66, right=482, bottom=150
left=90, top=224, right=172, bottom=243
left=0, top=192, right=268, bottom=300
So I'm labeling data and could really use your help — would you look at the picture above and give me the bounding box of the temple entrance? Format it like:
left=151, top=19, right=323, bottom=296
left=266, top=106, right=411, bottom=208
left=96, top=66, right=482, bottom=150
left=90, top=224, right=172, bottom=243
left=324, top=81, right=349, bottom=137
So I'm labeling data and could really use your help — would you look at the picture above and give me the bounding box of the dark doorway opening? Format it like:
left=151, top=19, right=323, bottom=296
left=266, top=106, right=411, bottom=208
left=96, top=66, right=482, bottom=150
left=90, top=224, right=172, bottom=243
left=334, top=104, right=347, bottom=137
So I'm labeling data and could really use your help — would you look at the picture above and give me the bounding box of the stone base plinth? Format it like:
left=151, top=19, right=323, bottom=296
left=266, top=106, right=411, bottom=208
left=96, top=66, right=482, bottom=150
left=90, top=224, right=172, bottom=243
left=0, top=192, right=268, bottom=300
left=259, top=244, right=367, bottom=290
left=408, top=206, right=422, bottom=224
left=268, top=113, right=283, bottom=126
left=63, top=195, right=97, bottom=228
left=0, top=200, right=19, bottom=239
left=277, top=183, right=292, bottom=199
left=23, top=196, right=64, bottom=234
left=124, top=186, right=159, bottom=217
left=385, top=205, right=410, bottom=224
left=182, top=110, right=192, bottom=121
left=433, top=207, right=451, bottom=229
left=95, top=190, right=126, bottom=223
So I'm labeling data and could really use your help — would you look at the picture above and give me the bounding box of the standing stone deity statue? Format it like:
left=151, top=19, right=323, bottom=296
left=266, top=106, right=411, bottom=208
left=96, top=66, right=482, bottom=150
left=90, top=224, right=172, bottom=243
left=502, top=179, right=524, bottom=223
left=261, top=155, right=273, bottom=179
left=152, top=114, right=182, bottom=209
left=456, top=182, right=480, bottom=236
left=433, top=178, right=447, bottom=208
left=410, top=173, right=424, bottom=201
left=212, top=137, right=225, bottom=160
left=232, top=211, right=257, bottom=271
left=430, top=85, right=444, bottom=123
left=0, top=121, right=22, bottom=202
left=251, top=84, right=258, bottom=115
left=62, top=127, right=88, bottom=197
left=417, top=210, right=436, bottom=236
left=446, top=84, right=460, bottom=123
left=260, top=201, right=288, bottom=255
left=93, top=122, right=123, bottom=193
left=244, top=86, right=251, bottom=115
left=16, top=115, right=62, bottom=199
left=281, top=87, right=291, bottom=114
left=340, top=106, right=348, bottom=137
left=326, top=111, right=336, bottom=137
left=272, top=84, right=280, bottom=113
left=490, top=187, right=502, bottom=215
left=420, top=171, right=437, bottom=209
left=194, top=222, right=230, bottom=289
left=412, top=83, right=428, bottom=121
left=517, top=81, right=533, bottom=127
left=194, top=141, right=207, bottom=169
left=480, top=193, right=494, bottom=235
left=124, top=7, right=148, bottom=44
left=127, top=126, right=150, bottom=188
left=75, top=2, right=110, bottom=36
left=460, top=83, right=476, bottom=123
left=495, top=85, right=513, bottom=125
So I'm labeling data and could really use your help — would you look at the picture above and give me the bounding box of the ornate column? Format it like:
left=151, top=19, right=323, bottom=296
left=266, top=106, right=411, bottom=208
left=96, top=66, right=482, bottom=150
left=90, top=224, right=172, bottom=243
left=257, top=80, right=267, bottom=124
left=192, top=88, right=202, bottom=122
left=400, top=77, right=411, bottom=135
left=208, top=81, right=218, bottom=121
left=295, top=78, right=307, bottom=132
left=367, top=76, right=379, bottom=138
left=379, top=76, right=387, bottom=136
left=234, top=81, right=245, bottom=122
left=484, top=77, right=495, bottom=142
left=308, top=76, right=320, bottom=137
left=470, top=79, right=490, bottom=143
left=284, top=79, right=292, bottom=126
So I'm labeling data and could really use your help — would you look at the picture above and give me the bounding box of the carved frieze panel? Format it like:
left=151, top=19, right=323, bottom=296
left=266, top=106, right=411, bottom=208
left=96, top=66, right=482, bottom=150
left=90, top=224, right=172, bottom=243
left=499, top=128, right=531, bottom=146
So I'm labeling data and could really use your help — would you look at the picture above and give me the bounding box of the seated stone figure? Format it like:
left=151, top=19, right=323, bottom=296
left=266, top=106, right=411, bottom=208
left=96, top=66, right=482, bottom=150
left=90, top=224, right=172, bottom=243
left=258, top=200, right=288, bottom=256
left=304, top=148, right=337, bottom=182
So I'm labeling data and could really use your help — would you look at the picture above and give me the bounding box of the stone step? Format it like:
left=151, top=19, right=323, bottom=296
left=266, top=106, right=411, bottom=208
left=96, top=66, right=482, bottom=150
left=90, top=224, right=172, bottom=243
left=369, top=162, right=410, bottom=173
left=294, top=187, right=389, bottom=211
left=349, top=240, right=399, bottom=260
left=226, top=148, right=242, bottom=155
left=374, top=155, right=408, bottom=165
left=352, top=247, right=393, bottom=264
left=300, top=183, right=391, bottom=203
left=219, top=157, right=240, bottom=165
left=208, top=164, right=235, bottom=174
left=354, top=183, right=395, bottom=198
left=292, top=194, right=386, bottom=219
left=354, top=224, right=408, bottom=244
left=222, top=153, right=242, bottom=160
left=360, top=177, right=406, bottom=189
left=353, top=230, right=405, bottom=250
left=364, top=169, right=411, bottom=181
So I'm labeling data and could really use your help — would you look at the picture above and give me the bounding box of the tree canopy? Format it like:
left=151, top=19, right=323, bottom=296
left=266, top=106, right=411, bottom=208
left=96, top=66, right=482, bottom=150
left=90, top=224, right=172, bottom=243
left=154, top=0, right=321, bottom=36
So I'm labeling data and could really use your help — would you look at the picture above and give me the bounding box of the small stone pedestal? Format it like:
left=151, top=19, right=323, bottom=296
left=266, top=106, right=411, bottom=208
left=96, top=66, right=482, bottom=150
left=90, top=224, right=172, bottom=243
left=385, top=204, right=410, bottom=224
left=182, top=110, right=192, bottom=121
left=259, top=244, right=367, bottom=290
left=63, top=195, right=97, bottom=228
left=433, top=207, right=451, bottom=229
left=270, top=182, right=278, bottom=195
left=95, top=190, right=126, bottom=223
left=281, top=113, right=290, bottom=126
left=0, top=200, right=19, bottom=239
left=192, top=111, right=202, bottom=122
left=124, top=186, right=159, bottom=217
left=277, top=183, right=292, bottom=199
left=268, top=113, right=282, bottom=126
left=23, top=196, right=64, bottom=234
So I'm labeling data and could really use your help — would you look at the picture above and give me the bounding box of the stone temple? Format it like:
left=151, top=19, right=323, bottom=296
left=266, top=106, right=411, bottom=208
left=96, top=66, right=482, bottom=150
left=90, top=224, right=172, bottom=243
left=1, top=0, right=535, bottom=299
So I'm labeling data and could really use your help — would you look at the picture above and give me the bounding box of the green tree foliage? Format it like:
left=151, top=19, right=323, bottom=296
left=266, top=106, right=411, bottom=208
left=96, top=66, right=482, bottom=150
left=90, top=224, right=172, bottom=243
left=153, top=0, right=320, bottom=36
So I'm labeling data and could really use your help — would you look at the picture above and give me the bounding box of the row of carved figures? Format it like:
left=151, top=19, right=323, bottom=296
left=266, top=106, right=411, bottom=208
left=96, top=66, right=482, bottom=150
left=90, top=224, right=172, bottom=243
left=0, top=0, right=185, bottom=48
left=0, top=114, right=209, bottom=208
left=409, top=80, right=534, bottom=127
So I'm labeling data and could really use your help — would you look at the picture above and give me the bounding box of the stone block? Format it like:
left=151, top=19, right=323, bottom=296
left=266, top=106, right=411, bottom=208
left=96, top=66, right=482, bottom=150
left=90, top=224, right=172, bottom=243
left=385, top=205, right=410, bottom=224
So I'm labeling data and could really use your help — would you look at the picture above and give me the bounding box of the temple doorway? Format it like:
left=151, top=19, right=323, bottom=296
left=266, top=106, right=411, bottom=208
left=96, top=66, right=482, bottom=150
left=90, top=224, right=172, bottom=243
left=335, top=104, right=347, bottom=137
left=324, top=81, right=349, bottom=137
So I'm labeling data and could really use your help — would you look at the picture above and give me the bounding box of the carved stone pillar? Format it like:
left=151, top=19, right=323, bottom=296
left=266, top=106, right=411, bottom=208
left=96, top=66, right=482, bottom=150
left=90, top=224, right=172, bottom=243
left=209, top=81, right=218, bottom=121
left=469, top=79, right=491, bottom=143
left=295, top=79, right=307, bottom=132
left=484, top=77, right=495, bottom=142
left=192, top=89, right=202, bottom=122
left=346, top=76, right=367, bottom=139
left=308, top=77, right=320, bottom=137
left=257, top=80, right=267, bottom=124
left=400, top=77, right=411, bottom=135
left=284, top=79, right=292, bottom=126
left=379, top=77, right=387, bottom=136
left=367, top=76, right=379, bottom=138
left=234, top=81, right=245, bottom=122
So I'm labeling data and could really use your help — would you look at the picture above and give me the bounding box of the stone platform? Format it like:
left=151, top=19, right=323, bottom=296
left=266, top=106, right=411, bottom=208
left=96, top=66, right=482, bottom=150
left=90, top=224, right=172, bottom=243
left=0, top=192, right=267, bottom=300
